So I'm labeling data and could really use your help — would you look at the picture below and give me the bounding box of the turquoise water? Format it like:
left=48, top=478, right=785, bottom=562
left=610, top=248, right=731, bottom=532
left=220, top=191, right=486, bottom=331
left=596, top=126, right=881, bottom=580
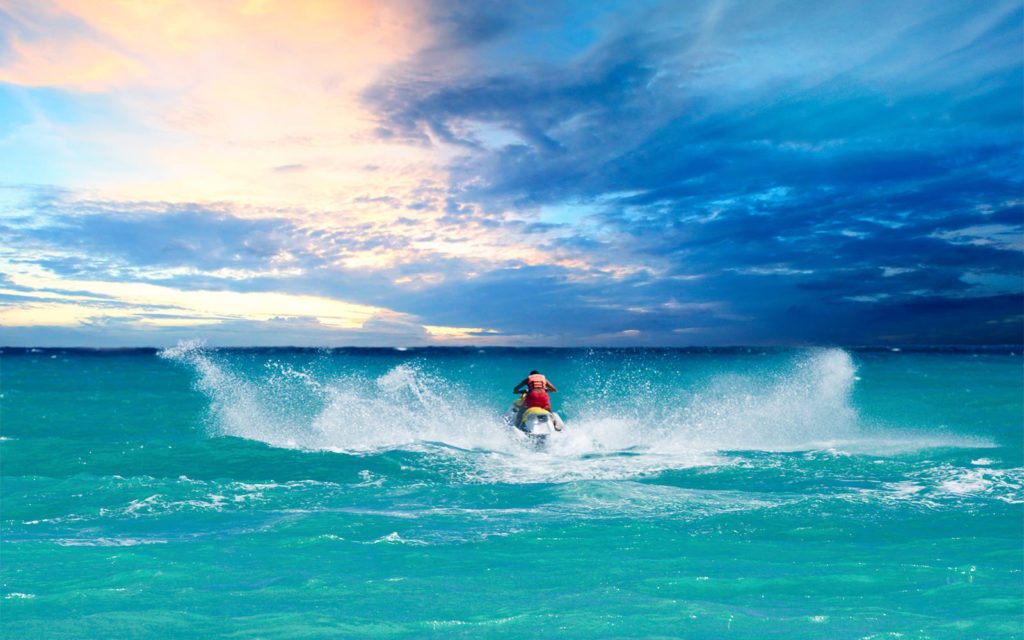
left=1, top=345, right=1021, bottom=639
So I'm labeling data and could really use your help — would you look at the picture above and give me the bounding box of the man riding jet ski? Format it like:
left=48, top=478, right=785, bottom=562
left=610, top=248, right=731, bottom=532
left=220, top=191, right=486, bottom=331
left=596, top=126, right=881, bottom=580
left=504, top=370, right=564, bottom=440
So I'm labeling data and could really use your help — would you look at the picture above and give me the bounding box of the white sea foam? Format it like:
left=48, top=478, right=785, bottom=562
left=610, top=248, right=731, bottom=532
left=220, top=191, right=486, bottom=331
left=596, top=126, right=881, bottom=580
left=934, top=466, right=1024, bottom=502
left=856, top=464, right=1024, bottom=506
left=370, top=531, right=426, bottom=545
left=54, top=537, right=168, bottom=547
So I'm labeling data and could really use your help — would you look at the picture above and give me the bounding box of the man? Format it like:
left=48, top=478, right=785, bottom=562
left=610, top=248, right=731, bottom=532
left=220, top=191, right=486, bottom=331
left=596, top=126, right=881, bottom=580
left=513, top=370, right=558, bottom=411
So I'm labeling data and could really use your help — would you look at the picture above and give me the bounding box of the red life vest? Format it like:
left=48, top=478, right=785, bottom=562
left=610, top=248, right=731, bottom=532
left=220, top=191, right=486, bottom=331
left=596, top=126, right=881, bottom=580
left=527, top=373, right=547, bottom=390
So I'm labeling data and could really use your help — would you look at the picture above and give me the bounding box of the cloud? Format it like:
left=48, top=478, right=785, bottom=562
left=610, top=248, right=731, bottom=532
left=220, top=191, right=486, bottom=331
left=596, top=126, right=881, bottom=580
left=5, top=204, right=300, bottom=272
left=0, top=315, right=432, bottom=348
left=359, top=0, right=1023, bottom=344
left=1, top=1, right=1021, bottom=346
left=0, top=0, right=444, bottom=209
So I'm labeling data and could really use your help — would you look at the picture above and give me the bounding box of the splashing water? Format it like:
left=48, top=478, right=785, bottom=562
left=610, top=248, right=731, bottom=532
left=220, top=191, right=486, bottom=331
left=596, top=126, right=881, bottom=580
left=162, top=342, right=505, bottom=453
left=158, top=343, right=986, bottom=484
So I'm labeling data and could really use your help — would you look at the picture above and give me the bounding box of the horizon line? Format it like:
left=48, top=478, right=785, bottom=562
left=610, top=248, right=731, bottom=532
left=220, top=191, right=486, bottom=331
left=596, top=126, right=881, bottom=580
left=3, top=344, right=1020, bottom=352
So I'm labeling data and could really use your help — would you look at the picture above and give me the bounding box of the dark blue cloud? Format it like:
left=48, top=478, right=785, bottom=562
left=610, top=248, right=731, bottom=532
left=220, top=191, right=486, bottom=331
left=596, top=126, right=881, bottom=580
left=361, top=0, right=1024, bottom=344
left=3, top=201, right=294, bottom=271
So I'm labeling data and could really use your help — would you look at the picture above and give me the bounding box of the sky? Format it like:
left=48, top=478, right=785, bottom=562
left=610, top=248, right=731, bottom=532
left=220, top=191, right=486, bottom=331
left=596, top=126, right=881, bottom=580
left=0, top=0, right=1021, bottom=347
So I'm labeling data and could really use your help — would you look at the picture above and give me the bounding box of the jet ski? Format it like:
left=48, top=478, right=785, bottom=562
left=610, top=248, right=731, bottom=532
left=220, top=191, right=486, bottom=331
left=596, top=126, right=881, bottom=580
left=503, top=394, right=565, bottom=443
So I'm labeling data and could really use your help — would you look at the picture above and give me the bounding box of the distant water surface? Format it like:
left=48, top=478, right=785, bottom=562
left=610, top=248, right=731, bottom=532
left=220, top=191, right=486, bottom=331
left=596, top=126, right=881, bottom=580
left=2, top=345, right=1021, bottom=638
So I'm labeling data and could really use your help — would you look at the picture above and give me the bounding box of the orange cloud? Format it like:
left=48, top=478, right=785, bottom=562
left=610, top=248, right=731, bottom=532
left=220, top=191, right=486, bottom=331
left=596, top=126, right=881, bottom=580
left=1, top=0, right=438, bottom=209
left=0, top=33, right=144, bottom=92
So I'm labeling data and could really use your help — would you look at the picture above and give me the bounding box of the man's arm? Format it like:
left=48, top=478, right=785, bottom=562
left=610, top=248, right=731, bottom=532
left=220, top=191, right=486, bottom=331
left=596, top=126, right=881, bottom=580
left=545, top=381, right=558, bottom=392
left=513, top=378, right=529, bottom=393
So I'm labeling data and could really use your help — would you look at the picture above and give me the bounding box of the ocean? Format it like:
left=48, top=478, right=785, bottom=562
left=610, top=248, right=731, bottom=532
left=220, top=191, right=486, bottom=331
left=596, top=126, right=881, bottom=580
left=1, top=344, right=1021, bottom=639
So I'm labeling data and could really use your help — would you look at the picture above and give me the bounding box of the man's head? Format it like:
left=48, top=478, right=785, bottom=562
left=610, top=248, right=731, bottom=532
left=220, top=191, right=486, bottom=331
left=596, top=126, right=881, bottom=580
left=530, top=370, right=539, bottom=375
